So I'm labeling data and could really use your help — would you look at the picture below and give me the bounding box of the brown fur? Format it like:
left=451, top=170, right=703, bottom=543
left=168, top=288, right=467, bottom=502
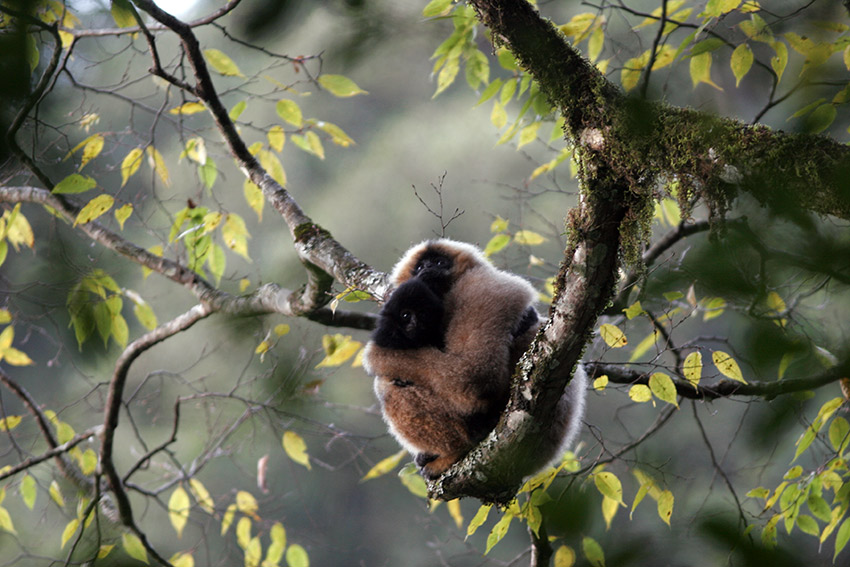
left=364, top=239, right=586, bottom=479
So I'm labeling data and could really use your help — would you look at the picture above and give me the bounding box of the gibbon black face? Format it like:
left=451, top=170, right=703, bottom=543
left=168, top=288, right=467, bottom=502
left=411, top=248, right=453, bottom=297
left=371, top=278, right=445, bottom=351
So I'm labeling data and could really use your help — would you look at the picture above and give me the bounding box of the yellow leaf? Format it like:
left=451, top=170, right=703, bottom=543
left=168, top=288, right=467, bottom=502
left=49, top=480, right=65, bottom=508
left=318, top=74, right=368, bottom=97
left=268, top=125, right=285, bottom=152
left=314, top=121, right=355, bottom=147
left=467, top=504, right=492, bottom=538
left=285, top=543, right=310, bottom=567
left=599, top=324, right=627, bottom=348
left=0, top=506, right=15, bottom=534
left=683, top=351, right=702, bottom=389
left=97, top=544, right=115, bottom=559
left=169, top=552, right=194, bottom=567
left=712, top=350, right=747, bottom=383
left=236, top=490, right=259, bottom=518
left=245, top=536, right=262, bottom=567
left=593, top=375, right=608, bottom=391
left=259, top=149, right=286, bottom=187
left=648, top=372, right=679, bottom=408
left=74, top=194, right=114, bottom=227
left=731, top=43, right=754, bottom=87
left=0, top=415, right=21, bottom=431
left=3, top=346, right=34, bottom=366
left=513, top=230, right=547, bottom=245
left=447, top=499, right=464, bottom=529
left=21, top=474, right=36, bottom=509
left=168, top=486, right=191, bottom=538
left=3, top=205, right=35, bottom=249
left=0, top=325, right=14, bottom=353
left=236, top=516, right=252, bottom=550
left=188, top=478, right=215, bottom=514
left=146, top=146, right=170, bottom=186
left=554, top=544, right=576, bottom=567
left=594, top=471, right=624, bottom=505
left=361, top=449, right=407, bottom=481
left=282, top=431, right=311, bottom=470
left=657, top=489, right=674, bottom=526
left=485, top=513, right=512, bottom=554
left=517, top=123, right=541, bottom=149
left=222, top=213, right=251, bottom=260
left=243, top=180, right=264, bottom=222
left=204, top=48, right=243, bottom=77
left=274, top=324, right=290, bottom=336
left=629, top=384, right=652, bottom=403
left=265, top=522, right=286, bottom=565
left=220, top=503, right=236, bottom=536
left=0, top=309, right=10, bottom=324
left=80, top=134, right=104, bottom=170
left=121, top=148, right=143, bottom=187
left=114, top=204, right=133, bottom=230
left=61, top=518, right=79, bottom=548
left=602, top=495, right=618, bottom=530
left=491, top=100, right=508, bottom=129
left=122, top=532, right=149, bottom=564
left=315, top=335, right=362, bottom=368
left=169, top=101, right=206, bottom=115
left=275, top=99, right=303, bottom=127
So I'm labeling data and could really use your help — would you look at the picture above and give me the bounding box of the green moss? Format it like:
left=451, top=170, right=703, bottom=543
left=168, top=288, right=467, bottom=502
left=293, top=222, right=332, bottom=244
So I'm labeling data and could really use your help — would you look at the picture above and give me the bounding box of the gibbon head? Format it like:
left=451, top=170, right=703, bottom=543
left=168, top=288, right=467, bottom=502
left=371, top=277, right=446, bottom=350
left=390, top=239, right=492, bottom=294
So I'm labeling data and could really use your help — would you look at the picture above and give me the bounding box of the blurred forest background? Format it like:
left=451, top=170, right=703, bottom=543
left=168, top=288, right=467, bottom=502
left=1, top=0, right=850, bottom=566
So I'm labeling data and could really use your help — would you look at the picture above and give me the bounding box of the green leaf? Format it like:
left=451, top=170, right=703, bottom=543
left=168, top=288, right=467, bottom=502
left=554, top=545, right=576, bottom=567
left=314, top=121, right=355, bottom=147
left=689, top=52, right=722, bottom=90
left=111, top=0, right=137, bottom=28
left=229, top=100, right=247, bottom=121
left=114, top=204, right=133, bottom=230
left=731, top=43, right=754, bottom=86
left=517, top=123, right=541, bottom=149
left=582, top=536, right=605, bottom=567
left=204, top=48, right=243, bottom=77
left=53, top=173, right=97, bottom=194
left=771, top=41, right=788, bottom=83
left=0, top=506, right=15, bottom=535
left=805, top=103, right=836, bottom=134
left=20, top=474, right=36, bottom=510
left=422, top=0, right=453, bottom=17
left=259, top=149, right=286, bottom=187
left=485, top=513, right=512, bottom=554
left=122, top=532, right=149, bottom=564
left=265, top=522, right=286, bottom=565
left=222, top=213, right=251, bottom=260
left=476, top=78, right=503, bottom=106
left=291, top=131, right=325, bottom=159
left=690, top=38, right=726, bottom=56
left=268, top=125, right=285, bottom=152
left=829, top=417, right=850, bottom=454
left=513, top=230, right=546, bottom=245
left=198, top=157, right=217, bottom=190
left=466, top=504, right=491, bottom=538
left=244, top=180, right=264, bottom=221
left=836, top=518, right=850, bottom=561
left=318, top=74, right=368, bottom=97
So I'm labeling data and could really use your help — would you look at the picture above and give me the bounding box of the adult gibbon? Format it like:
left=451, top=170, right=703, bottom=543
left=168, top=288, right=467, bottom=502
left=363, top=239, right=586, bottom=479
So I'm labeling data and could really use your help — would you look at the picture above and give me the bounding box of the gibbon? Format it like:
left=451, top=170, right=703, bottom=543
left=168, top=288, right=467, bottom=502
left=363, top=239, right=586, bottom=479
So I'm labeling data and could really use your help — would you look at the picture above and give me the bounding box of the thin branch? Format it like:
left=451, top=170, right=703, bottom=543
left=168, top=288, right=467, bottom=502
left=586, top=359, right=850, bottom=400
left=99, top=304, right=212, bottom=567
left=0, top=425, right=102, bottom=482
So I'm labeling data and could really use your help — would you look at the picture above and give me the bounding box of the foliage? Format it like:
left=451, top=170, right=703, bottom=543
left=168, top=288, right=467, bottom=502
left=0, top=0, right=849, bottom=566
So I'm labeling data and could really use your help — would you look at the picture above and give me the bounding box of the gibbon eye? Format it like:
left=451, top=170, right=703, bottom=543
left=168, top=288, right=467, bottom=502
left=400, top=309, right=413, bottom=322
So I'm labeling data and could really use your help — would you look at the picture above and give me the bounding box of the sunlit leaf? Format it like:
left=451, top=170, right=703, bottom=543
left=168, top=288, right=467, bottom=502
left=169, top=552, right=194, bottom=567
left=485, top=513, right=512, bottom=554
left=229, top=100, right=247, bottom=121
left=236, top=490, right=259, bottom=518
left=731, top=43, right=754, bottom=87
left=594, top=471, right=624, bottom=505
left=513, top=230, right=546, bottom=245
left=49, top=480, right=65, bottom=508
left=111, top=0, right=137, bottom=27
left=146, top=146, right=170, bottom=186
left=265, top=522, right=286, bottom=565
left=599, top=324, right=627, bottom=348
left=629, top=384, right=652, bottom=403
left=649, top=373, right=679, bottom=407
left=282, top=431, right=311, bottom=470
left=712, top=351, right=747, bottom=383
left=259, top=149, right=286, bottom=187
left=220, top=503, right=237, bottom=536
left=315, top=335, right=362, bottom=367
left=689, top=52, right=722, bottom=90
left=771, top=40, right=788, bottom=83
left=244, top=180, right=264, bottom=221
left=222, top=213, right=251, bottom=260
left=168, top=486, right=191, bottom=538
left=683, top=351, right=702, bottom=389
left=318, top=74, right=367, bottom=97
left=169, top=102, right=206, bottom=115
left=122, top=532, right=149, bottom=564
left=204, top=48, right=243, bottom=77
left=114, top=204, right=133, bottom=230
left=361, top=449, right=407, bottom=481
left=267, top=125, right=285, bottom=152
left=188, top=478, right=215, bottom=515
left=422, top=0, right=453, bottom=17
left=61, top=518, right=79, bottom=548
left=74, top=194, right=114, bottom=227
left=314, top=121, right=355, bottom=147
left=554, top=544, right=576, bottom=567
left=657, top=490, right=674, bottom=526
left=602, top=495, right=618, bottom=530
left=21, top=474, right=36, bottom=510
left=276, top=99, right=303, bottom=128
left=466, top=504, right=491, bottom=538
